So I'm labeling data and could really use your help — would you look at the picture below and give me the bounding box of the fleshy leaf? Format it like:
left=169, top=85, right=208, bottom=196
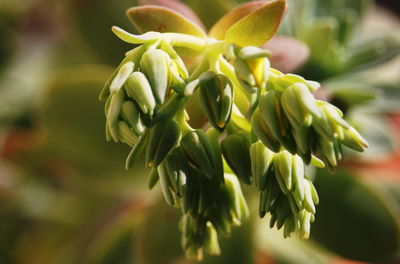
left=224, top=0, right=287, bottom=47
left=126, top=5, right=207, bottom=38
left=209, top=1, right=268, bottom=40
left=261, top=36, right=309, bottom=73
left=112, top=26, right=160, bottom=44
left=138, top=0, right=206, bottom=30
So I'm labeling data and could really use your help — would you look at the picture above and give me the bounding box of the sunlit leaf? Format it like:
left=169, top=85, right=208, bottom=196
left=208, top=1, right=267, bottom=40
left=126, top=5, right=207, bottom=38
left=224, top=0, right=286, bottom=47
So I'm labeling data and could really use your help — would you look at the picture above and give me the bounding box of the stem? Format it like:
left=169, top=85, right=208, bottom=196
left=164, top=33, right=207, bottom=53
left=175, top=106, right=193, bottom=134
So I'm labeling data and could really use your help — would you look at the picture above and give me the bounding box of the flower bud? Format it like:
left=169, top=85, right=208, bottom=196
left=341, top=126, right=368, bottom=152
left=146, top=119, right=180, bottom=167
left=124, top=71, right=156, bottom=116
left=251, top=109, right=281, bottom=152
left=221, top=134, right=252, bottom=185
left=250, top=141, right=275, bottom=191
left=120, top=101, right=144, bottom=136
left=140, top=49, right=170, bottom=104
left=180, top=130, right=224, bottom=181
left=110, top=62, right=134, bottom=93
left=198, top=72, right=233, bottom=132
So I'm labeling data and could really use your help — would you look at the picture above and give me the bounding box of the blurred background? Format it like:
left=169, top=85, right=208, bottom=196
left=0, top=0, right=399, bottom=263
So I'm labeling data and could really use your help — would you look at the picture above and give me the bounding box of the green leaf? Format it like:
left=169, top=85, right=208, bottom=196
left=126, top=5, right=206, bottom=38
left=344, top=37, right=400, bottom=72
left=224, top=0, right=287, bottom=47
left=208, top=1, right=268, bottom=40
left=312, top=168, right=400, bottom=263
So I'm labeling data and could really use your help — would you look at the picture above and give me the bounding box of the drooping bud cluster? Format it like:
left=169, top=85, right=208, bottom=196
left=252, top=70, right=368, bottom=170
left=251, top=142, right=318, bottom=238
left=100, top=25, right=367, bottom=260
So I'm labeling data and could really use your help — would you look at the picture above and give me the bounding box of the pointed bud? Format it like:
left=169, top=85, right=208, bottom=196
left=106, top=88, right=125, bottom=142
left=140, top=49, right=170, bottom=104
left=118, top=121, right=138, bottom=146
left=198, top=72, right=233, bottom=132
left=146, top=119, right=180, bottom=167
left=221, top=134, right=252, bottom=185
left=180, top=130, right=223, bottom=181
left=120, top=101, right=144, bottom=136
left=251, top=109, right=281, bottom=152
left=341, top=126, right=368, bottom=151
left=250, top=141, right=275, bottom=191
left=125, top=71, right=156, bottom=115
left=110, top=62, right=134, bottom=93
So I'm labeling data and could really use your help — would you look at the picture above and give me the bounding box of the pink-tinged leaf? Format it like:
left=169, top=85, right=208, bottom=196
left=138, top=0, right=206, bottom=31
left=224, top=0, right=287, bottom=47
left=209, top=1, right=268, bottom=40
left=261, top=36, right=309, bottom=73
left=126, top=5, right=207, bottom=38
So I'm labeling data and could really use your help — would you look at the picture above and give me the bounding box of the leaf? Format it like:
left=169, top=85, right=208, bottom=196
left=261, top=36, right=309, bottom=73
left=126, top=5, right=207, bottom=38
left=344, top=37, right=400, bottom=72
left=112, top=26, right=161, bottom=44
left=224, top=0, right=287, bottom=47
left=312, top=168, right=400, bottom=263
left=208, top=1, right=268, bottom=40
left=138, top=0, right=206, bottom=30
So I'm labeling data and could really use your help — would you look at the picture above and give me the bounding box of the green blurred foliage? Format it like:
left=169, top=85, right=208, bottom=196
left=0, top=0, right=399, bottom=263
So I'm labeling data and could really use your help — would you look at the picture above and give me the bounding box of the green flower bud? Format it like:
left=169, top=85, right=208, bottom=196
left=291, top=82, right=320, bottom=118
left=281, top=85, right=313, bottom=127
left=157, top=161, right=176, bottom=207
left=204, top=222, right=221, bottom=256
left=124, top=71, right=156, bottom=116
left=125, top=132, right=148, bottom=170
left=221, top=134, right=252, bottom=185
left=274, top=150, right=293, bottom=192
left=292, top=155, right=305, bottom=204
left=233, top=57, right=257, bottom=88
left=146, top=119, right=180, bottom=168
left=341, top=126, right=368, bottom=152
left=180, top=130, right=224, bottom=181
left=106, top=88, right=125, bottom=142
left=118, top=121, right=138, bottom=146
left=164, top=147, right=190, bottom=196
left=120, top=101, right=144, bottom=136
left=250, top=141, right=275, bottom=191
left=251, top=109, right=281, bottom=152
left=283, top=215, right=295, bottom=238
left=180, top=169, right=201, bottom=216
left=140, top=49, right=170, bottom=104
left=110, top=61, right=134, bottom=93
left=259, top=90, right=296, bottom=153
left=247, top=56, right=270, bottom=90
left=320, top=102, right=350, bottom=129
left=303, top=179, right=316, bottom=214
left=291, top=125, right=314, bottom=161
left=198, top=72, right=233, bottom=132
left=224, top=173, right=249, bottom=222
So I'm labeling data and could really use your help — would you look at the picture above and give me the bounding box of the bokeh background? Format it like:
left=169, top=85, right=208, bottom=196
left=0, top=0, right=399, bottom=263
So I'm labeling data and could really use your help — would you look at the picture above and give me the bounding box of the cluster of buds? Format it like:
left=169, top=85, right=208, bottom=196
left=99, top=2, right=367, bottom=260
